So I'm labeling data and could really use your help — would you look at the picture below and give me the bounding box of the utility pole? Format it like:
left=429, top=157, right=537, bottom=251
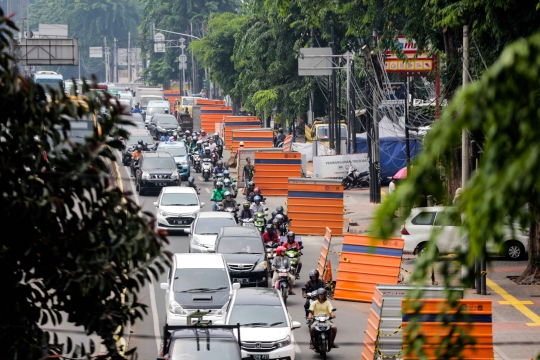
left=404, top=77, right=411, bottom=171
left=331, top=26, right=338, bottom=152
left=78, top=51, right=81, bottom=79
left=190, top=22, right=196, bottom=93
left=337, top=57, right=342, bottom=154
left=128, top=31, right=132, bottom=83
left=462, top=25, right=469, bottom=187
left=350, top=57, right=357, bottom=153
left=104, top=37, right=108, bottom=83
left=372, top=29, right=381, bottom=203
left=345, top=51, right=352, bottom=155
left=113, top=37, right=118, bottom=83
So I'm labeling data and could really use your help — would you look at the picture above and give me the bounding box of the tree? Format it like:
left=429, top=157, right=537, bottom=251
left=373, top=29, right=540, bottom=314
left=0, top=13, right=169, bottom=359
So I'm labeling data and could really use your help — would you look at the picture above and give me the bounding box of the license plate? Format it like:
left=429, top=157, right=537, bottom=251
left=233, top=278, right=248, bottom=283
left=250, top=355, right=269, bottom=360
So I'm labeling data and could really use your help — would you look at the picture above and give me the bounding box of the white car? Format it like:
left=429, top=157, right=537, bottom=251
left=221, top=287, right=301, bottom=359
left=160, top=253, right=240, bottom=327
left=187, top=212, right=237, bottom=253
left=401, top=206, right=528, bottom=260
left=154, top=187, right=204, bottom=232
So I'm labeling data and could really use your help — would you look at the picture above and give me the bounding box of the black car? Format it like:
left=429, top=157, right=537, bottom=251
left=214, top=226, right=268, bottom=287
left=147, top=114, right=179, bottom=138
left=135, top=152, right=180, bottom=195
left=121, top=129, right=154, bottom=165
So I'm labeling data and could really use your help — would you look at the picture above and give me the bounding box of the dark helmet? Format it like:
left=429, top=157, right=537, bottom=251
left=188, top=177, right=195, bottom=184
left=287, top=231, right=295, bottom=242
left=136, top=145, right=142, bottom=150
left=266, top=224, right=273, bottom=232
left=309, top=269, right=319, bottom=279
left=278, top=128, right=283, bottom=133
left=223, top=169, right=230, bottom=177
left=276, top=205, right=284, bottom=214
left=243, top=202, right=250, bottom=210
left=248, top=181, right=255, bottom=187
left=217, top=160, right=224, bottom=166
left=272, top=218, right=280, bottom=225
left=275, top=214, right=284, bottom=223
left=271, top=210, right=277, bottom=218
left=216, top=181, right=223, bottom=189
left=317, top=288, right=327, bottom=296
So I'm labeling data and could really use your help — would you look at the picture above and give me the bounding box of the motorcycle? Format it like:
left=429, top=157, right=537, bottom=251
left=308, top=310, right=337, bottom=359
left=192, top=153, right=201, bottom=173
left=240, top=218, right=255, bottom=227
left=224, top=182, right=237, bottom=198
left=303, top=289, right=318, bottom=317
left=284, top=246, right=302, bottom=278
left=253, top=211, right=267, bottom=234
left=275, top=267, right=292, bottom=305
left=341, top=166, right=369, bottom=190
left=201, top=159, right=212, bottom=182
left=223, top=204, right=239, bottom=222
left=265, top=242, right=278, bottom=278
left=214, top=201, right=225, bottom=211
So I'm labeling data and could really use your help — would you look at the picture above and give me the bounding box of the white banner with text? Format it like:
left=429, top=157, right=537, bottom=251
left=313, top=153, right=370, bottom=178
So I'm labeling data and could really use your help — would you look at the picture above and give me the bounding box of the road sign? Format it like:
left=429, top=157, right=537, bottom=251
left=381, top=83, right=406, bottom=105
left=154, top=32, right=165, bottom=43
left=89, top=47, right=103, bottom=58
left=179, top=54, right=187, bottom=62
left=154, top=43, right=165, bottom=53
left=385, top=57, right=433, bottom=72
left=298, top=47, right=333, bottom=76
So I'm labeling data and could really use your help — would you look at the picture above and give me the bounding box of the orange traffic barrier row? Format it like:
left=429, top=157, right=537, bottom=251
left=317, top=227, right=333, bottom=277
left=164, top=90, right=180, bottom=111
left=200, top=106, right=232, bottom=134
left=223, top=116, right=260, bottom=148
left=254, top=152, right=301, bottom=196
left=361, top=287, right=384, bottom=360
left=282, top=135, right=293, bottom=151
left=195, top=99, right=226, bottom=106
left=334, top=234, right=404, bottom=302
left=232, top=128, right=274, bottom=153
left=287, top=179, right=343, bottom=235
left=402, top=299, right=493, bottom=359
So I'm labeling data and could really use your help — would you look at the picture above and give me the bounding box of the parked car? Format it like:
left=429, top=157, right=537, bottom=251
left=135, top=152, right=180, bottom=195
left=157, top=141, right=190, bottom=180
left=154, top=186, right=204, bottom=232
left=401, top=206, right=528, bottom=259
left=147, top=114, right=179, bottom=138
left=222, top=288, right=301, bottom=360
left=121, top=129, right=154, bottom=165
left=187, top=212, right=237, bottom=253
left=160, top=253, right=240, bottom=327
left=215, top=226, right=268, bottom=287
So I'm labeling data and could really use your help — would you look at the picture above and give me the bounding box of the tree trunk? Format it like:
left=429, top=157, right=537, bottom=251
left=517, top=198, right=540, bottom=283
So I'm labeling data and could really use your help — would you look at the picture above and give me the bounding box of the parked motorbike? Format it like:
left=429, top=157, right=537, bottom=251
left=201, top=159, right=212, bottom=181
left=275, top=267, right=292, bottom=305
left=284, top=245, right=302, bottom=278
left=308, top=310, right=337, bottom=359
left=341, top=166, right=369, bottom=190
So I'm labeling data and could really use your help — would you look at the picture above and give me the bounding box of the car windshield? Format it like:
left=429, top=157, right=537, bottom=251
left=147, top=107, right=169, bottom=115
left=141, top=97, right=163, bottom=107
left=170, top=337, right=239, bottom=360
left=216, top=236, right=263, bottom=254
left=158, top=146, right=187, bottom=157
left=161, top=193, right=198, bottom=206
left=228, top=305, right=287, bottom=328
left=195, top=218, right=237, bottom=235
left=156, top=116, right=178, bottom=126
left=126, top=134, right=153, bottom=146
left=173, top=268, right=229, bottom=292
left=36, top=78, right=63, bottom=92
left=144, top=157, right=176, bottom=170
left=317, top=125, right=347, bottom=139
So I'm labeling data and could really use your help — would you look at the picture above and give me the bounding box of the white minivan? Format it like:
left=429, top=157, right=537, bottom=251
left=161, top=253, right=240, bottom=327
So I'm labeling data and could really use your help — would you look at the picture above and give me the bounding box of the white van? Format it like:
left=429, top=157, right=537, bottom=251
left=34, top=71, right=64, bottom=94
left=144, top=100, right=171, bottom=120
left=160, top=253, right=240, bottom=327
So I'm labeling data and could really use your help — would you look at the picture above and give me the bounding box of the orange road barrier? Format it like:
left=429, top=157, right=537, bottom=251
left=317, top=227, right=333, bottom=277
left=287, top=179, right=343, bottom=235
left=402, top=299, right=493, bottom=359
left=362, top=287, right=384, bottom=360
left=254, top=152, right=302, bottom=196
left=334, top=234, right=404, bottom=302
left=282, top=135, right=293, bottom=151
left=200, top=106, right=232, bottom=135
left=194, top=99, right=226, bottom=106
left=232, top=128, right=274, bottom=153
left=223, top=116, right=260, bottom=148
left=324, top=260, right=333, bottom=283
left=164, top=90, right=180, bottom=112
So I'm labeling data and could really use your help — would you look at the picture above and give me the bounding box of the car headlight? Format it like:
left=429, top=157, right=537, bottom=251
left=276, top=335, right=291, bottom=348
left=254, top=261, right=267, bottom=271
left=171, top=171, right=179, bottom=179
left=169, top=300, right=185, bottom=315
left=159, top=210, right=168, bottom=217
left=142, top=172, right=150, bottom=180
left=181, top=160, right=189, bottom=165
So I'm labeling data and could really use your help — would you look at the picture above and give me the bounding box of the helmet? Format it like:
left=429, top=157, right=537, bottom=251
left=217, top=160, right=224, bottom=166
left=254, top=187, right=260, bottom=194
left=223, top=179, right=231, bottom=186
left=224, top=191, right=231, bottom=197
left=193, top=131, right=198, bottom=136
left=276, top=246, right=287, bottom=256
left=205, top=147, right=210, bottom=152
left=201, top=129, right=206, bottom=134
left=287, top=231, right=295, bottom=242
left=309, top=269, right=320, bottom=279
left=223, top=170, right=230, bottom=176
left=197, top=140, right=203, bottom=145
left=272, top=218, right=280, bottom=225
left=216, top=181, right=223, bottom=189
left=136, top=145, right=142, bottom=150
left=188, top=177, right=195, bottom=184
left=248, top=181, right=255, bottom=187
left=185, top=130, right=190, bottom=135
left=271, top=210, right=277, bottom=218
left=317, top=288, right=327, bottom=296
left=243, top=202, right=250, bottom=209
left=239, top=141, right=245, bottom=146
left=276, top=206, right=284, bottom=214
left=266, top=224, right=273, bottom=231
left=276, top=214, right=284, bottom=223
left=278, top=128, right=283, bottom=133
left=253, top=195, right=261, bottom=202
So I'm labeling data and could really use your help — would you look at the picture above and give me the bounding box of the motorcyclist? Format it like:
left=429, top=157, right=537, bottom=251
left=138, top=140, right=149, bottom=151
left=244, top=181, right=255, bottom=198
left=214, top=133, right=224, bottom=158
left=223, top=169, right=234, bottom=183
left=211, top=181, right=226, bottom=211
left=132, top=103, right=142, bottom=114
left=271, top=246, right=296, bottom=295
left=303, top=269, right=326, bottom=315
left=186, top=177, right=201, bottom=195
left=130, top=145, right=142, bottom=177
left=253, top=187, right=263, bottom=199
left=307, top=288, right=338, bottom=349
left=199, top=129, right=208, bottom=141
left=275, top=128, right=286, bottom=146
left=262, top=224, right=279, bottom=244
left=238, top=202, right=254, bottom=222
left=201, top=147, right=213, bottom=160
left=208, top=137, right=217, bottom=152
left=213, top=160, right=226, bottom=176
left=223, top=178, right=236, bottom=198
left=269, top=210, right=278, bottom=223
left=250, top=196, right=265, bottom=213
left=194, top=140, right=203, bottom=154
left=275, top=214, right=287, bottom=235
left=214, top=173, right=224, bottom=188
left=283, top=231, right=302, bottom=279
left=272, top=218, right=283, bottom=236
left=276, top=205, right=290, bottom=224
left=222, top=191, right=237, bottom=215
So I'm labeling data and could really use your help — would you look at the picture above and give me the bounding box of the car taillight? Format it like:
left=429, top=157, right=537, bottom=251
left=401, top=223, right=410, bottom=235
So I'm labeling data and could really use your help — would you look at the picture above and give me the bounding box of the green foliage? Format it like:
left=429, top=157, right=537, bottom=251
left=0, top=12, right=169, bottom=359
left=371, top=31, right=540, bottom=358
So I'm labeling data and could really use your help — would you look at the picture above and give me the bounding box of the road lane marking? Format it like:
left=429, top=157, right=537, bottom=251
left=294, top=340, right=302, bottom=354
left=487, top=278, right=540, bottom=326
left=498, top=300, right=534, bottom=305
left=205, top=188, right=210, bottom=194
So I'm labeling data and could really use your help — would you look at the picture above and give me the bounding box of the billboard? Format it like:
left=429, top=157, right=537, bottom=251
left=19, top=38, right=79, bottom=66
left=383, top=36, right=434, bottom=73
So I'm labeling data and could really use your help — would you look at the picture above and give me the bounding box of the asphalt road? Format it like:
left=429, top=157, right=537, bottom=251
left=122, top=152, right=371, bottom=360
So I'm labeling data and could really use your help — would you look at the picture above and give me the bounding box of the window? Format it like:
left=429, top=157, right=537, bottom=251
left=194, top=218, right=237, bottom=235
left=36, top=78, right=63, bottom=92
left=216, top=236, right=264, bottom=254
left=173, top=268, right=229, bottom=292
left=158, top=146, right=187, bottom=157
left=161, top=193, right=198, bottom=206
left=433, top=211, right=461, bottom=227
left=144, top=157, right=176, bottom=170
left=228, top=304, right=287, bottom=328
left=156, top=116, right=179, bottom=126
left=170, top=337, right=239, bottom=360
left=147, top=107, right=169, bottom=116
left=411, top=212, right=436, bottom=225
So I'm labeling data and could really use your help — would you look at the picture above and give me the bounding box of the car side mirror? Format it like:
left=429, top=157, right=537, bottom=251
left=200, top=202, right=205, bottom=207
left=232, top=283, right=241, bottom=290
left=291, top=321, right=301, bottom=330
left=153, top=202, right=158, bottom=207
left=160, top=283, right=168, bottom=290
left=183, top=228, right=191, bottom=234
